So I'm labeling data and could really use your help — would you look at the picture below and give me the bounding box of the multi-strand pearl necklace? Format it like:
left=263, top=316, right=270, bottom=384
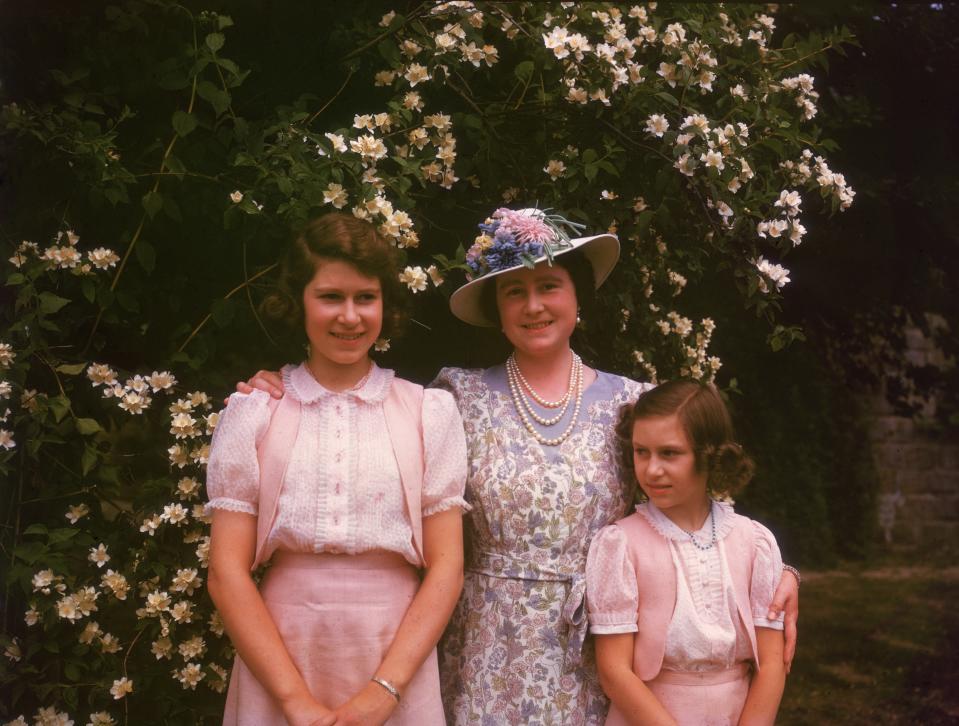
left=505, top=352, right=583, bottom=446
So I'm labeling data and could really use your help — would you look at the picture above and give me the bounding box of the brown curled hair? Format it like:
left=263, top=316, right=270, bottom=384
left=615, top=379, right=755, bottom=497
left=260, top=212, right=409, bottom=342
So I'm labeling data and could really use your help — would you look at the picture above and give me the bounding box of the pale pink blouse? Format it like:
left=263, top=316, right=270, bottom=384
left=206, top=362, right=469, bottom=566
left=586, top=501, right=784, bottom=672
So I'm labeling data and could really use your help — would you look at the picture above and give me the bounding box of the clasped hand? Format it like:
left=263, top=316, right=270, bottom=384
left=285, top=682, right=398, bottom=726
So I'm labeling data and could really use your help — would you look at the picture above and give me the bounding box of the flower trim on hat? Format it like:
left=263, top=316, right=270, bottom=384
left=464, top=207, right=585, bottom=279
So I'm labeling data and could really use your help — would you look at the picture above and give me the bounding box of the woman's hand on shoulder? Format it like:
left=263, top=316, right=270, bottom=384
left=767, top=568, right=800, bottom=673
left=226, top=369, right=285, bottom=404
left=332, top=681, right=398, bottom=726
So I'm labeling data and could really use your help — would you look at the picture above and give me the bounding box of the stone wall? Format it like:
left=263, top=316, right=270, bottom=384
left=867, top=317, right=958, bottom=547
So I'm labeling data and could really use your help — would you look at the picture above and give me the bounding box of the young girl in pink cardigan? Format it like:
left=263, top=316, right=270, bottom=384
left=586, top=380, right=787, bottom=726
left=206, top=213, right=467, bottom=725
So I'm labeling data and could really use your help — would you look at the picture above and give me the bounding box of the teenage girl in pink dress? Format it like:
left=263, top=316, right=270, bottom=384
left=586, top=380, right=787, bottom=725
left=206, top=212, right=467, bottom=725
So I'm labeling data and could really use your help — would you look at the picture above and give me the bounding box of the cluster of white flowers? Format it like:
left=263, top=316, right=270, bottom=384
left=780, top=148, right=855, bottom=210
left=548, top=7, right=653, bottom=105
left=652, top=313, right=721, bottom=380
left=0, top=343, right=13, bottom=448
left=86, top=364, right=178, bottom=416
left=631, top=349, right=658, bottom=384
left=780, top=73, right=820, bottom=121
left=8, top=232, right=119, bottom=274
left=754, top=256, right=792, bottom=293
left=746, top=12, right=776, bottom=51
left=756, top=189, right=807, bottom=246
left=682, top=317, right=722, bottom=380
left=429, top=20, right=499, bottom=68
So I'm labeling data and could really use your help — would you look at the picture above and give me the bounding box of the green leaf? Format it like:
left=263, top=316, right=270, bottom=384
left=49, top=395, right=71, bottom=422
left=142, top=190, right=163, bottom=218
left=22, top=524, right=48, bottom=536
left=6, top=272, right=25, bottom=285
left=81, top=277, right=96, bottom=303
left=655, top=92, right=680, bottom=107
left=205, top=32, right=225, bottom=53
left=217, top=14, right=235, bottom=30
left=55, top=363, right=87, bottom=375
left=514, top=60, right=534, bottom=82
left=198, top=80, right=231, bottom=116
left=582, top=148, right=598, bottom=164
left=64, top=661, right=83, bottom=682
left=38, top=292, right=70, bottom=314
left=13, top=541, right=46, bottom=565
left=171, top=110, right=197, bottom=137
left=48, top=528, right=80, bottom=544
left=75, top=418, right=101, bottom=435
left=135, top=239, right=156, bottom=274
left=164, top=154, right=187, bottom=176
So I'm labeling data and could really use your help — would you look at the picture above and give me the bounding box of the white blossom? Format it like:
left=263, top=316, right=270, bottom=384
left=88, top=544, right=110, bottom=569
left=543, top=159, right=566, bottom=180
left=645, top=114, right=669, bottom=137
left=399, top=266, right=428, bottom=292
left=754, top=256, right=791, bottom=292
left=324, top=133, right=347, bottom=153
left=110, top=677, right=133, bottom=700
left=173, top=662, right=205, bottom=690
left=404, top=63, right=430, bottom=87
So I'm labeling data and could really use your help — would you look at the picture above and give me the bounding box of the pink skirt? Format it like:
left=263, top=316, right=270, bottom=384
left=222, top=551, right=445, bottom=725
left=606, top=664, right=750, bottom=726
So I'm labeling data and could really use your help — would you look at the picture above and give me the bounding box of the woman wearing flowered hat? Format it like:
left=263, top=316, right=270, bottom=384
left=435, top=207, right=798, bottom=725
left=236, top=207, right=799, bottom=725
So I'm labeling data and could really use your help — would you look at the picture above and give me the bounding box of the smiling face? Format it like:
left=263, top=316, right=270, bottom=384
left=494, top=262, right=578, bottom=358
left=302, top=257, right=383, bottom=383
left=632, top=413, right=710, bottom=524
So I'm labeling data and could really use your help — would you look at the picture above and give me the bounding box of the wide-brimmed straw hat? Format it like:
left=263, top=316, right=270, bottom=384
left=449, top=207, right=620, bottom=327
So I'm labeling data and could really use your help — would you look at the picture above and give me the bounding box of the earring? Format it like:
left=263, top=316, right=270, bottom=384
left=576, top=308, right=582, bottom=325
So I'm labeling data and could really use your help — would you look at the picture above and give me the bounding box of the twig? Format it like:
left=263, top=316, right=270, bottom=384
left=779, top=42, right=836, bottom=72
left=83, top=16, right=201, bottom=353
left=177, top=263, right=278, bottom=352
left=243, top=242, right=277, bottom=346
left=342, top=2, right=429, bottom=61
left=308, top=68, right=356, bottom=126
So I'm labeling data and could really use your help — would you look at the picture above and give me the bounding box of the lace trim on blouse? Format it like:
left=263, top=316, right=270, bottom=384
left=635, top=500, right=737, bottom=543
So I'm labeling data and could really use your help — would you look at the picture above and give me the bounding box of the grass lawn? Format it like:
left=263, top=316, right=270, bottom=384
left=778, top=564, right=959, bottom=724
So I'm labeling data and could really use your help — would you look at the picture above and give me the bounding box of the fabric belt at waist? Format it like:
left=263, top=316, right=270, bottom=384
left=651, top=663, right=751, bottom=686
left=271, top=550, right=411, bottom=571
left=468, top=551, right=588, bottom=673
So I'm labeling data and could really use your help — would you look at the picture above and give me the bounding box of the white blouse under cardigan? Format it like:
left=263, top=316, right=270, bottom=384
left=586, top=501, right=784, bottom=672
left=206, top=362, right=469, bottom=566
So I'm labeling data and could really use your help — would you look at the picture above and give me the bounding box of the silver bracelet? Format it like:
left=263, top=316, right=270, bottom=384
left=371, top=676, right=401, bottom=703
left=783, top=563, right=802, bottom=588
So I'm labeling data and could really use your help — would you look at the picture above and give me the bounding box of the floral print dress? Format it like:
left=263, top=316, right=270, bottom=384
left=432, top=365, right=651, bottom=726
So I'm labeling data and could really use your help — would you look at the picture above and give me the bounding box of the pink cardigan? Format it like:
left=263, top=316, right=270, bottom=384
left=252, top=376, right=427, bottom=569
left=612, top=509, right=761, bottom=682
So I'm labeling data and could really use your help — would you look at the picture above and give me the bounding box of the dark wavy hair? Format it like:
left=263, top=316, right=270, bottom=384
left=260, top=212, right=409, bottom=342
left=477, top=248, right=597, bottom=326
left=615, top=379, right=755, bottom=497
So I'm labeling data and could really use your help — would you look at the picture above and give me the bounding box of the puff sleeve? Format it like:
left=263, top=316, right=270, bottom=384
left=420, top=388, right=470, bottom=517
left=586, top=524, right=640, bottom=634
left=749, top=519, right=785, bottom=631
left=204, top=389, right=272, bottom=515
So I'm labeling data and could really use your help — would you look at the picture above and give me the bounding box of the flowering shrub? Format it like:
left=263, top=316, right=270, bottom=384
left=0, top=2, right=855, bottom=723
